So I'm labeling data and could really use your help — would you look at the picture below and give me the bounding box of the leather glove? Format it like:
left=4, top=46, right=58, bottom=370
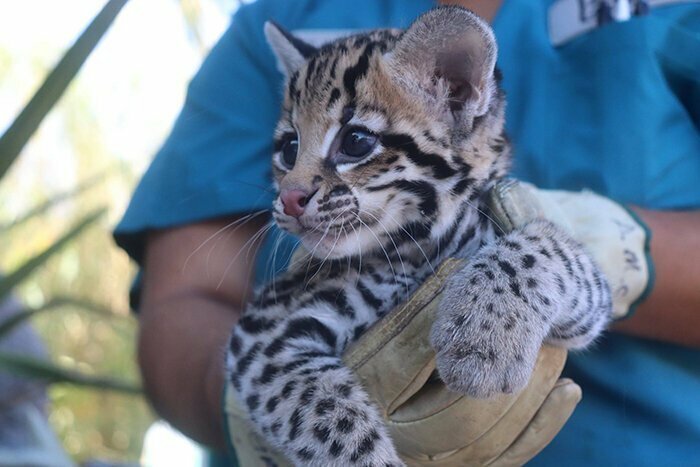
left=344, top=258, right=580, bottom=466
left=486, top=179, right=653, bottom=319
left=223, top=259, right=581, bottom=466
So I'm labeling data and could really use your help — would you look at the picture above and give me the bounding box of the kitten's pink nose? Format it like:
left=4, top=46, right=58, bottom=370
left=280, top=189, right=312, bottom=217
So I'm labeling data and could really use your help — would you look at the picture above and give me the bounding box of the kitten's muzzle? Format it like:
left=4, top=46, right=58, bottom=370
left=280, top=188, right=318, bottom=217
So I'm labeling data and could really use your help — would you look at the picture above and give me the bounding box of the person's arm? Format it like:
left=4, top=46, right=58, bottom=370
left=138, top=216, right=267, bottom=449
left=612, top=209, right=700, bottom=348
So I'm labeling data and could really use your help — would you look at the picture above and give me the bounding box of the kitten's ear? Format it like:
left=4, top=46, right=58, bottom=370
left=264, top=21, right=317, bottom=77
left=386, top=7, right=498, bottom=120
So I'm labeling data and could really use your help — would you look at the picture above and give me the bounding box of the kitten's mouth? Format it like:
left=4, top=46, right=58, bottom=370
left=274, top=207, right=370, bottom=258
left=297, top=226, right=348, bottom=256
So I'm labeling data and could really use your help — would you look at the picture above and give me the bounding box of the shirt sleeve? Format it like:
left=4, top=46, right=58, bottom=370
left=114, top=1, right=285, bottom=265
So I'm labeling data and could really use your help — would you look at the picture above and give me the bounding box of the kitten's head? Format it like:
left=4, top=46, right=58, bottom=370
left=266, top=6, right=509, bottom=259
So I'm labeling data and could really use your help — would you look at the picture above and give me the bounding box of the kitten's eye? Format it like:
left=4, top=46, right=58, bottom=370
left=281, top=137, right=299, bottom=169
left=339, top=127, right=378, bottom=161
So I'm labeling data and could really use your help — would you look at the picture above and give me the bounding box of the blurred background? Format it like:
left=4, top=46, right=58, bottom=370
left=0, top=1, right=245, bottom=464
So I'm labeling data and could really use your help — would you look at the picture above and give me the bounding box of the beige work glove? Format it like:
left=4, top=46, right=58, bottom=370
left=487, top=179, right=653, bottom=319
left=224, top=259, right=580, bottom=466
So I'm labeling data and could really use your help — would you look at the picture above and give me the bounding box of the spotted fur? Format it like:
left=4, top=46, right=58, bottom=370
left=226, top=7, right=611, bottom=466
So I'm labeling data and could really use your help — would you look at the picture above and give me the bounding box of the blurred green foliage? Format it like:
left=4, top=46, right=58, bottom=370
left=0, top=0, right=238, bottom=462
left=0, top=0, right=155, bottom=462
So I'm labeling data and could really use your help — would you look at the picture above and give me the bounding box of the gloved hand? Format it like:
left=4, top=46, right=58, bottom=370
left=486, top=179, right=653, bottom=319
left=345, top=258, right=581, bottom=466
left=223, top=258, right=581, bottom=466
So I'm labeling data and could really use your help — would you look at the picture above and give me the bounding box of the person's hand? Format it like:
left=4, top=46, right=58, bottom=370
left=486, top=179, right=653, bottom=319
left=223, top=256, right=582, bottom=467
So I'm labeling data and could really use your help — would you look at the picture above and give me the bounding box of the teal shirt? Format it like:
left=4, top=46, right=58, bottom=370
left=115, top=0, right=700, bottom=464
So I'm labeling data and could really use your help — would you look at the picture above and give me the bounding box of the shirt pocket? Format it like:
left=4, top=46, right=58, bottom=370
left=544, top=17, right=657, bottom=203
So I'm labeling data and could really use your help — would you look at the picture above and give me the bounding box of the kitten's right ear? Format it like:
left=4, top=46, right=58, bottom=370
left=386, top=7, right=498, bottom=124
left=264, top=21, right=317, bottom=77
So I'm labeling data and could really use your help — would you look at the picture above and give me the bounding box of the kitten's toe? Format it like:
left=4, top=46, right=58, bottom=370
left=433, top=343, right=532, bottom=398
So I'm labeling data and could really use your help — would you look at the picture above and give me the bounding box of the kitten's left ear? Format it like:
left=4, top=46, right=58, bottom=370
left=265, top=21, right=317, bottom=77
left=386, top=6, right=498, bottom=121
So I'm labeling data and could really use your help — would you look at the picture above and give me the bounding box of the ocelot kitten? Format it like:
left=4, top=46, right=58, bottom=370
left=227, top=6, right=611, bottom=466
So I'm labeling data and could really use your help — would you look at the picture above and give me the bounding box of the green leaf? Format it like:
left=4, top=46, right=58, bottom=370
left=0, top=352, right=141, bottom=394
left=0, top=170, right=109, bottom=232
left=0, top=208, right=106, bottom=302
left=0, top=296, right=125, bottom=340
left=0, top=0, right=129, bottom=179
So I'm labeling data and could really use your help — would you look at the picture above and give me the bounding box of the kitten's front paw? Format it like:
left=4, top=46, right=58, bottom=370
left=430, top=265, right=544, bottom=398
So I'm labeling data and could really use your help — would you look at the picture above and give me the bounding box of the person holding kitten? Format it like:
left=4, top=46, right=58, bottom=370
left=115, top=0, right=700, bottom=465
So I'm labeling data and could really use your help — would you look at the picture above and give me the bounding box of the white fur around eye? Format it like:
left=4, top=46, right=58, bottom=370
left=335, top=144, right=384, bottom=173
left=273, top=152, right=290, bottom=172
left=348, top=114, right=386, bottom=134
left=322, top=124, right=341, bottom=160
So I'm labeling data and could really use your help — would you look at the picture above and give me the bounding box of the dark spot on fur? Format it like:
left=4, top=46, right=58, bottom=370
left=300, top=385, right=317, bottom=404
left=505, top=240, right=522, bottom=251
left=281, top=380, right=297, bottom=399
left=313, top=424, right=332, bottom=443
left=509, top=280, right=522, bottom=297
left=336, top=417, right=354, bottom=433
left=330, top=439, right=344, bottom=457
left=288, top=407, right=303, bottom=441
left=266, top=396, right=279, bottom=413
left=297, top=447, right=315, bottom=461
left=498, top=260, right=516, bottom=278
left=315, top=398, right=336, bottom=416
left=522, top=254, right=536, bottom=269
left=336, top=383, right=352, bottom=398
left=246, top=394, right=259, bottom=411
left=350, top=430, right=381, bottom=462
left=229, top=333, right=242, bottom=356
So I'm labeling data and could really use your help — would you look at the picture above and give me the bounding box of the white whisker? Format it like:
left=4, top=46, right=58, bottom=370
left=359, top=209, right=410, bottom=300
left=183, top=209, right=268, bottom=274
left=216, top=221, right=274, bottom=290
left=374, top=205, right=436, bottom=276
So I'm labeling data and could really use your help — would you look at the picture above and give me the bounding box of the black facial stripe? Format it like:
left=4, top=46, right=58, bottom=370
left=288, top=71, right=299, bottom=96
left=327, top=88, right=341, bottom=109
left=368, top=179, right=438, bottom=217
left=341, top=105, right=355, bottom=125
left=343, top=42, right=378, bottom=100
left=381, top=133, right=457, bottom=180
left=329, top=56, right=338, bottom=79
left=396, top=220, right=433, bottom=242
left=395, top=180, right=438, bottom=216
left=287, top=70, right=301, bottom=105
left=304, top=56, right=318, bottom=89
